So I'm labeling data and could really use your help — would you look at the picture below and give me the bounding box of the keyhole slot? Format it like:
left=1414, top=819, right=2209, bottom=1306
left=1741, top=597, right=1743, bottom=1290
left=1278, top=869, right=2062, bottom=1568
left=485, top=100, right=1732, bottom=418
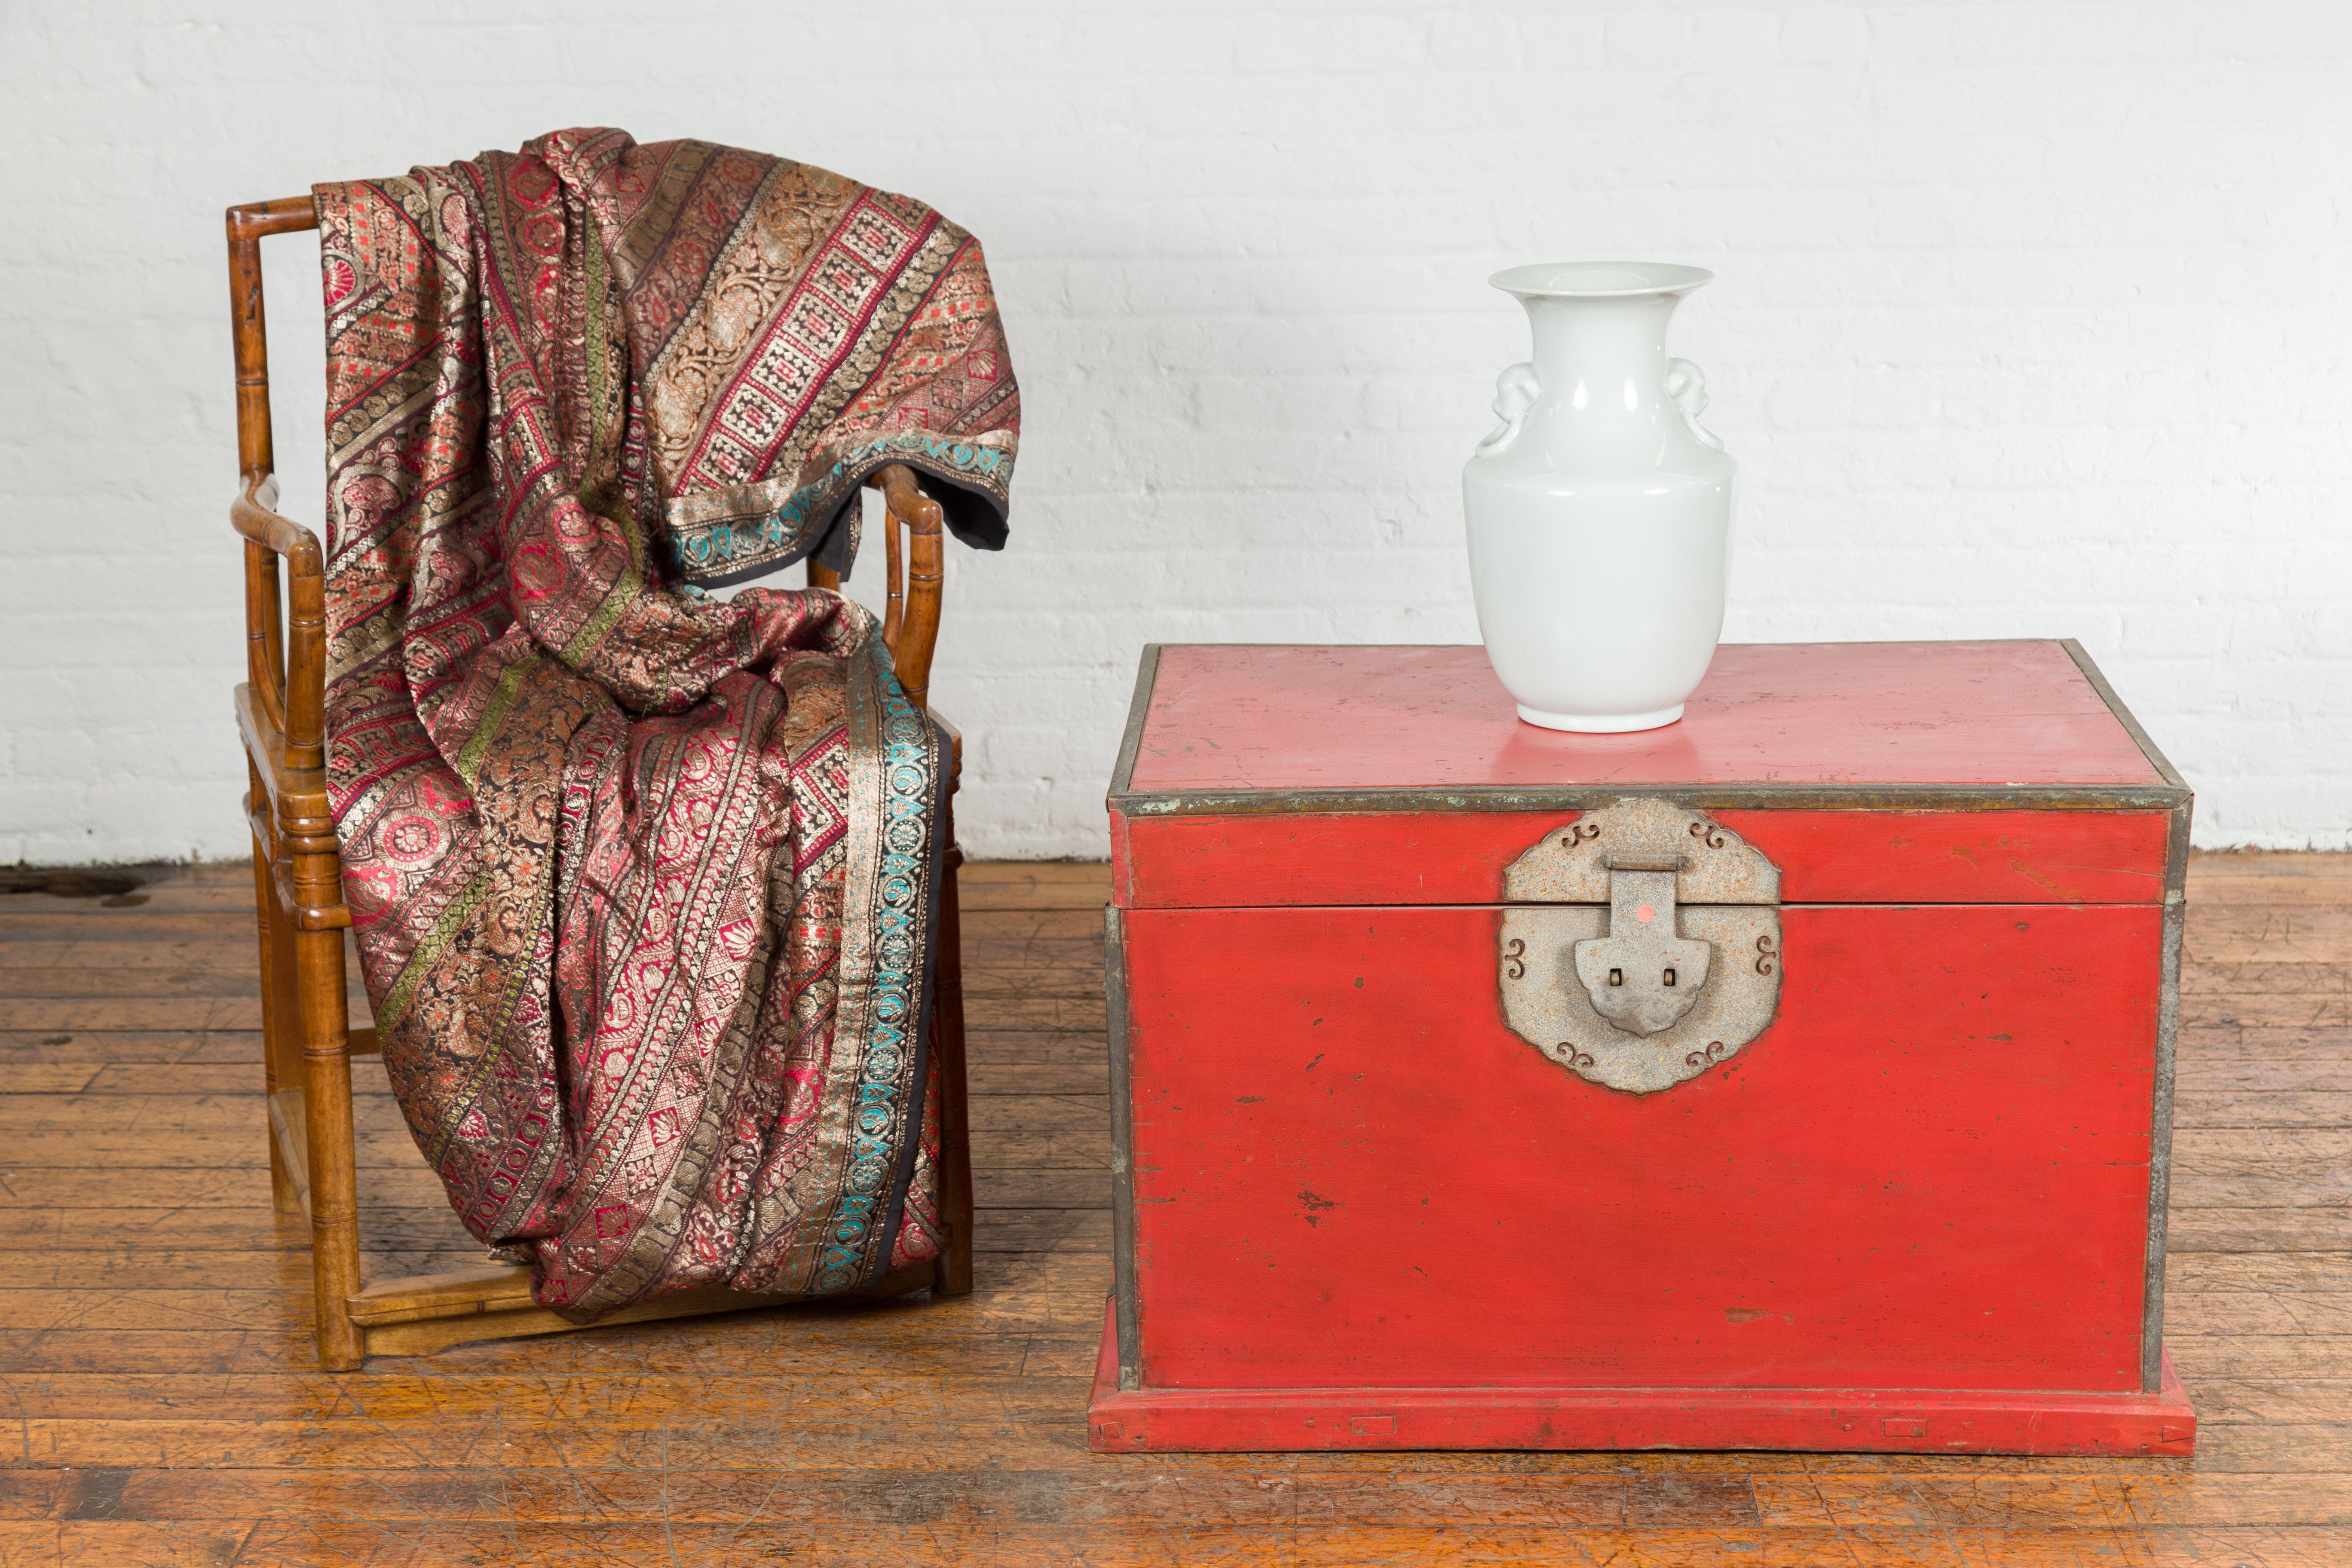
left=1608, top=968, right=1623, bottom=987
left=1663, top=968, right=1677, bottom=987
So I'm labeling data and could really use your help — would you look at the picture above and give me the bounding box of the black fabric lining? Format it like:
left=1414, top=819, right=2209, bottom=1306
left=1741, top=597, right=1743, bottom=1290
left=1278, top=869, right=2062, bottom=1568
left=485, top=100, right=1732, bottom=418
left=669, top=457, right=1008, bottom=591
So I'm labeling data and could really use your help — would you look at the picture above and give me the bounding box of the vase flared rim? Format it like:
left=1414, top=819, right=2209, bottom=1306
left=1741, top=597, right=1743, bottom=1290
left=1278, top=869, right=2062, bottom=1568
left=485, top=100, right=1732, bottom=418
left=1489, top=261, right=1713, bottom=299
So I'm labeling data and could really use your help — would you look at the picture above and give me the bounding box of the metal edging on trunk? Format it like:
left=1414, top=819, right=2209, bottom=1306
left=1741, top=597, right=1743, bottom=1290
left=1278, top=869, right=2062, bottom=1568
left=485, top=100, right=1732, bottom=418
left=1109, top=781, right=2190, bottom=818
left=2060, top=639, right=2193, bottom=1393
left=1104, top=903, right=1142, bottom=1390
left=1108, top=641, right=2190, bottom=819
left=2061, top=639, right=2191, bottom=792
left=1108, top=644, right=1163, bottom=801
left=2141, top=798, right=2193, bottom=1390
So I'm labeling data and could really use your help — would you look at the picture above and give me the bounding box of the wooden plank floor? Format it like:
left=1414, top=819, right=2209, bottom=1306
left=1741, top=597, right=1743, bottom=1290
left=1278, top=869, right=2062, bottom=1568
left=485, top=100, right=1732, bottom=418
left=0, top=855, right=2346, bottom=1565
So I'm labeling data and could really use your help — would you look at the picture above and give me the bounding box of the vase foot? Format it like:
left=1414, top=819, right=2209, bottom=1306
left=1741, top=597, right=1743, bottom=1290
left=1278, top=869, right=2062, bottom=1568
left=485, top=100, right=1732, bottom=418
left=1516, top=702, right=1684, bottom=734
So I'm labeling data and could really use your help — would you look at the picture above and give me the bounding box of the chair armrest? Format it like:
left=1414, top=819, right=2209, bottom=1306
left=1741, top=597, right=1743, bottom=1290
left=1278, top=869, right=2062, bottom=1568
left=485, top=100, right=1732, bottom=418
left=231, top=470, right=349, bottom=932
left=230, top=471, right=327, bottom=769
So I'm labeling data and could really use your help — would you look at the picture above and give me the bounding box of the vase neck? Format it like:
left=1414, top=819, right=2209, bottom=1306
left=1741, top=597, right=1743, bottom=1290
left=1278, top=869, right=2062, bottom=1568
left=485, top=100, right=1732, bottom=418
left=1522, top=293, right=1678, bottom=420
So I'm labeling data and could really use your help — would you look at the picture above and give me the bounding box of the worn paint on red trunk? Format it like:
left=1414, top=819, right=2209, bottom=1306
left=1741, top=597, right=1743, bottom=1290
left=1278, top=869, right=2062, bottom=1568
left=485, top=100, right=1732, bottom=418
left=1124, top=642, right=2168, bottom=794
left=1124, top=903, right=2156, bottom=1391
left=1115, top=808, right=2173, bottom=908
left=1097, top=640, right=2193, bottom=1454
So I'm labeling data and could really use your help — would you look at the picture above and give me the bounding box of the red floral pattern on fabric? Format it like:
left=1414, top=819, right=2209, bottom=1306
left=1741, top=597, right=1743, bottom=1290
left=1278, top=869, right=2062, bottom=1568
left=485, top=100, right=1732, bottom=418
left=314, top=129, right=1007, bottom=1319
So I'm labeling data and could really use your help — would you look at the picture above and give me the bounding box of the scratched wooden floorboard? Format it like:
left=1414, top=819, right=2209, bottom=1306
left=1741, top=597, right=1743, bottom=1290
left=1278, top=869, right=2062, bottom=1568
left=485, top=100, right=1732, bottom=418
left=0, top=854, right=2345, bottom=1567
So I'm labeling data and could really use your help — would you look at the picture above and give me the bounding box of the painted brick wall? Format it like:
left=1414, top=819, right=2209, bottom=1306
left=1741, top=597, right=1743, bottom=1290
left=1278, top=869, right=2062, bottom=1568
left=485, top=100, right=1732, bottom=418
left=3, top=2, right=2347, bottom=861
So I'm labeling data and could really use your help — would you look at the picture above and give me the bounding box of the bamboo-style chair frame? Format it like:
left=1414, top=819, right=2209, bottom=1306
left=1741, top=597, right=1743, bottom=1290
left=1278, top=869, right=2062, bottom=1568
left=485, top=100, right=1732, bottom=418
left=227, top=197, right=974, bottom=1370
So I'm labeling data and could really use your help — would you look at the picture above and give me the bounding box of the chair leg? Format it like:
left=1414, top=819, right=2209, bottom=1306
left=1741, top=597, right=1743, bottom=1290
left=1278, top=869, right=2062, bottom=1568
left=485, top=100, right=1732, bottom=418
left=294, top=921, right=367, bottom=1369
left=248, top=789, right=303, bottom=1216
left=932, top=820, right=975, bottom=1298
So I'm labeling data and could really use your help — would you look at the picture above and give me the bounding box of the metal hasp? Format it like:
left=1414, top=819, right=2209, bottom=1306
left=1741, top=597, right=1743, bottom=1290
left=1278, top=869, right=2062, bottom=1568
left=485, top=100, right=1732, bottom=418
left=1499, top=797, right=1782, bottom=1094
left=1575, top=859, right=1713, bottom=1035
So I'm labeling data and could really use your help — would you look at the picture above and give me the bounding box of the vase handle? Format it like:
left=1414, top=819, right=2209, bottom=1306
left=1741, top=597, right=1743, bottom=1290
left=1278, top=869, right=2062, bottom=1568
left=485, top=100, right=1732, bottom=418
left=1475, top=362, right=1541, bottom=456
left=1664, top=358, right=1724, bottom=451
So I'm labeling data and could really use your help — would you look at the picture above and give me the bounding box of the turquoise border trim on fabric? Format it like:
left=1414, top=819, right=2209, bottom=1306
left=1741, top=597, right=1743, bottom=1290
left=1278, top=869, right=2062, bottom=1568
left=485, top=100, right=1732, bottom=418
left=667, top=434, right=1011, bottom=575
left=810, top=668, right=940, bottom=1295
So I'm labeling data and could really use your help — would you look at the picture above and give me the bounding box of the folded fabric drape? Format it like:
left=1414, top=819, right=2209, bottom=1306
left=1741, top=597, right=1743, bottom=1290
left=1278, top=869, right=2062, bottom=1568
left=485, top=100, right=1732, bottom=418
left=314, top=128, right=1018, bottom=1319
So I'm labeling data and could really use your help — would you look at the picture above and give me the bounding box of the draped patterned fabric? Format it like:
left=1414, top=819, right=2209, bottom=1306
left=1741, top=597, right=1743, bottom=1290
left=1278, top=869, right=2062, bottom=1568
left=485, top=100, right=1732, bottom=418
left=312, top=129, right=1017, bottom=1318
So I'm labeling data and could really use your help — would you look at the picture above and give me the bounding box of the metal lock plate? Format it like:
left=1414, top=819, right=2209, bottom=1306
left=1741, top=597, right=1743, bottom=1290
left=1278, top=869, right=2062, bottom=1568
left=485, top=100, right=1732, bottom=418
left=1499, top=798, right=1782, bottom=1094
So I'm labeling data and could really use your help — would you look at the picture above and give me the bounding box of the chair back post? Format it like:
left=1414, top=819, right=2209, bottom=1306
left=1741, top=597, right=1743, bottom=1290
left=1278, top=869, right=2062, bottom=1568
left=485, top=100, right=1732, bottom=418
left=228, top=214, right=284, bottom=724
left=882, top=496, right=906, bottom=649
left=875, top=464, right=945, bottom=711
left=808, top=466, right=944, bottom=711
left=227, top=207, right=286, bottom=475
left=226, top=196, right=367, bottom=1369
left=227, top=199, right=328, bottom=768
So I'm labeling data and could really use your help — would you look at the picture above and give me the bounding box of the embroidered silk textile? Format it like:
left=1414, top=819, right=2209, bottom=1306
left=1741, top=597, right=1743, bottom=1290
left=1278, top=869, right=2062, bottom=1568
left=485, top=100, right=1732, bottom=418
left=314, top=128, right=1017, bottom=1317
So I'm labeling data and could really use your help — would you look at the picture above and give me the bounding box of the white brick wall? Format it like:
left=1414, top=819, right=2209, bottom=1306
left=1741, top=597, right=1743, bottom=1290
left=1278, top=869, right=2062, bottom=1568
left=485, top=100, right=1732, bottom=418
left=3, top=1, right=2347, bottom=861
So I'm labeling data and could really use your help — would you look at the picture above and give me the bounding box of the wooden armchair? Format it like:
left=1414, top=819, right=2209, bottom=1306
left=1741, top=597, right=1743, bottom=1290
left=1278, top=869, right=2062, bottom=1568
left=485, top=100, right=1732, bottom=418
left=226, top=197, right=974, bottom=1371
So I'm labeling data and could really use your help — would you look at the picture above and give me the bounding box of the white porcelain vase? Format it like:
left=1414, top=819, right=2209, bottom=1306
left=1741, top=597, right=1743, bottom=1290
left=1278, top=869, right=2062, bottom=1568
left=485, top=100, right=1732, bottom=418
left=1463, top=261, right=1735, bottom=732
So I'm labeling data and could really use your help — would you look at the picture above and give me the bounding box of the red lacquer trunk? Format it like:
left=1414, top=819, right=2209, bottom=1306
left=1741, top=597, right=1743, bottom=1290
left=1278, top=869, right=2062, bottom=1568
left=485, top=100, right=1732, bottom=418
left=1091, top=641, right=2194, bottom=1455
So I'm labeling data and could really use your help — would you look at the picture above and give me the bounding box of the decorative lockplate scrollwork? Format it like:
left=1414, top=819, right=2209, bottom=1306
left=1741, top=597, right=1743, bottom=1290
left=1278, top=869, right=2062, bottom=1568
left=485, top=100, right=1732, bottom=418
left=1504, top=796, right=1779, bottom=905
left=1498, top=798, right=1783, bottom=1095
